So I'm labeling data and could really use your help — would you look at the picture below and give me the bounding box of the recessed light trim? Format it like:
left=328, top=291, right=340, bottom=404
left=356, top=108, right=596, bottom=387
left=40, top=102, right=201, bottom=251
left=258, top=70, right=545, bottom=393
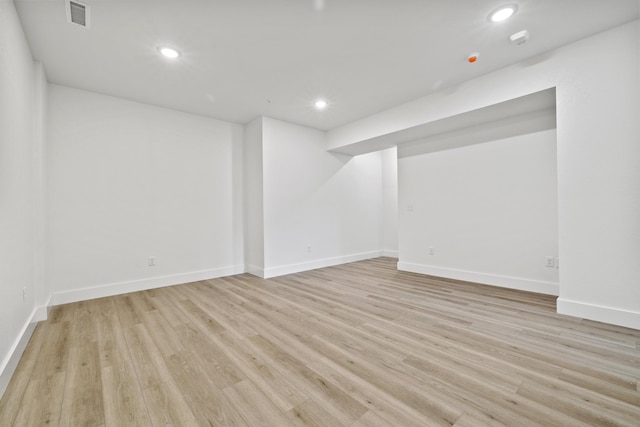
left=488, top=5, right=518, bottom=23
left=159, top=47, right=180, bottom=59
left=314, top=100, right=328, bottom=110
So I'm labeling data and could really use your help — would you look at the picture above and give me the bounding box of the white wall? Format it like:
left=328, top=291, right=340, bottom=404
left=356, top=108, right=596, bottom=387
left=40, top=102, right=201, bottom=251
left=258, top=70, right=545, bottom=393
left=327, top=21, right=640, bottom=329
left=0, top=0, right=45, bottom=396
left=47, top=85, right=244, bottom=304
left=33, top=62, right=48, bottom=314
left=246, top=117, right=384, bottom=277
left=244, top=117, right=265, bottom=275
left=554, top=22, right=640, bottom=329
left=398, top=129, right=559, bottom=295
left=380, top=147, right=398, bottom=257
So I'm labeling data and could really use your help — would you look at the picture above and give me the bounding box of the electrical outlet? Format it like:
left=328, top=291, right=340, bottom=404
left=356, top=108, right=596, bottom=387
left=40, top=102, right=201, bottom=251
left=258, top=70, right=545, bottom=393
left=23, top=286, right=27, bottom=302
left=428, top=247, right=435, bottom=256
left=306, top=245, right=311, bottom=253
left=148, top=256, right=156, bottom=266
left=545, top=256, right=554, bottom=267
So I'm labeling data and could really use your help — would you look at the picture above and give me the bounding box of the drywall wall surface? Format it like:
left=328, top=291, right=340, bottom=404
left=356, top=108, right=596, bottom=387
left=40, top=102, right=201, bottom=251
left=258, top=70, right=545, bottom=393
left=47, top=85, right=244, bottom=303
left=381, top=147, right=398, bottom=257
left=398, top=129, right=559, bottom=295
left=230, top=122, right=244, bottom=275
left=329, top=21, right=640, bottom=328
left=244, top=117, right=265, bottom=275
left=554, top=21, right=640, bottom=328
left=33, top=62, right=48, bottom=315
left=261, top=117, right=383, bottom=277
left=0, top=0, right=40, bottom=396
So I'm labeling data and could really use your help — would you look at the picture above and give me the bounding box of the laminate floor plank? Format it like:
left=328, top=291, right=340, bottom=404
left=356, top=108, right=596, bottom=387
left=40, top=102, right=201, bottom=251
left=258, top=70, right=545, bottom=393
left=123, top=323, right=173, bottom=390
left=285, top=398, right=344, bottom=427
left=223, top=379, right=296, bottom=427
left=558, top=368, right=640, bottom=405
left=127, top=290, right=157, bottom=314
left=361, top=318, right=553, bottom=400
left=148, top=289, right=191, bottom=328
left=439, top=320, right=640, bottom=388
left=32, top=320, right=73, bottom=379
left=101, top=358, right=150, bottom=427
left=1, top=257, right=639, bottom=426
left=307, top=335, right=467, bottom=426
left=516, top=378, right=639, bottom=426
left=95, top=297, right=131, bottom=369
left=248, top=334, right=368, bottom=425
left=173, top=323, right=245, bottom=389
left=178, top=298, right=227, bottom=336
left=141, top=377, right=200, bottom=427
left=307, top=356, right=434, bottom=427
left=196, top=281, right=260, bottom=335
left=164, top=350, right=245, bottom=426
left=12, top=371, right=65, bottom=427
left=113, top=294, right=144, bottom=328
left=216, top=330, right=309, bottom=413
left=59, top=343, right=105, bottom=427
left=48, top=303, right=75, bottom=324
left=141, top=309, right=187, bottom=357
left=70, top=299, right=99, bottom=348
left=0, top=323, right=48, bottom=426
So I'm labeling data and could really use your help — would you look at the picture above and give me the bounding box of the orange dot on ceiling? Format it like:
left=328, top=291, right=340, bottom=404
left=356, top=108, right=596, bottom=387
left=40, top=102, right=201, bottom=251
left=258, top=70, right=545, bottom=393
left=467, top=53, right=479, bottom=63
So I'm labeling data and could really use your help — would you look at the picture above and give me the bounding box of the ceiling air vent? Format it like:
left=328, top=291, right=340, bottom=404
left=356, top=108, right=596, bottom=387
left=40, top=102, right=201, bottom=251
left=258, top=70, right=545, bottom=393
left=65, top=0, right=90, bottom=28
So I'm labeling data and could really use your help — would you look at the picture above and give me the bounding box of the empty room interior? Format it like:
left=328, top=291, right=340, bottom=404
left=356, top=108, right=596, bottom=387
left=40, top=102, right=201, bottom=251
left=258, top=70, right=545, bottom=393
left=1, top=0, right=639, bottom=425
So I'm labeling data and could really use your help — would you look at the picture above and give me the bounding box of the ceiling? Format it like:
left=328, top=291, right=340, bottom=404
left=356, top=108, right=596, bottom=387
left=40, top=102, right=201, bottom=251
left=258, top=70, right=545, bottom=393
left=15, top=0, right=639, bottom=131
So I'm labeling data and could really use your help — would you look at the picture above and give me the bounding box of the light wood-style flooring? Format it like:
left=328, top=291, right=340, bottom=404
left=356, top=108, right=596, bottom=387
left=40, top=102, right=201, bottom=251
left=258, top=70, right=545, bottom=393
left=1, top=257, right=639, bottom=426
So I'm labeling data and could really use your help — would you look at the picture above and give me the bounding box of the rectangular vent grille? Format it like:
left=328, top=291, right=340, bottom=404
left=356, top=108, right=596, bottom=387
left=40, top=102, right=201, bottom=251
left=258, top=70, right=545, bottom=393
left=69, top=1, right=86, bottom=26
left=66, top=0, right=90, bottom=28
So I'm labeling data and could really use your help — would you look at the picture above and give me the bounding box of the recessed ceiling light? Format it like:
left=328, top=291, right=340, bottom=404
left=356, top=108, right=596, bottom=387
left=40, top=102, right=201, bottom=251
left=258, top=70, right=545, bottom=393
left=158, top=47, right=180, bottom=59
left=488, top=5, right=518, bottom=23
left=314, top=100, right=328, bottom=109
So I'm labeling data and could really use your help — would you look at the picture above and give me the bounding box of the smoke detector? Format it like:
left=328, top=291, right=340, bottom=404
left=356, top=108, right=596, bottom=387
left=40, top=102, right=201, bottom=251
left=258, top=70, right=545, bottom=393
left=510, top=30, right=530, bottom=46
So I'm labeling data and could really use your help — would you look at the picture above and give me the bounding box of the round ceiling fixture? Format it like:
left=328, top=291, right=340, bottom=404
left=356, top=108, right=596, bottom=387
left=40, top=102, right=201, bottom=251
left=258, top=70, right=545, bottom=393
left=314, top=100, right=328, bottom=109
left=488, top=5, right=518, bottom=23
left=158, top=46, right=180, bottom=59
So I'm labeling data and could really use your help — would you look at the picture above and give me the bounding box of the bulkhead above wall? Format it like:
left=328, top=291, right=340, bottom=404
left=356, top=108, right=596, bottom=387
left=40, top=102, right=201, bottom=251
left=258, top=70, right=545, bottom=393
left=328, top=88, right=556, bottom=158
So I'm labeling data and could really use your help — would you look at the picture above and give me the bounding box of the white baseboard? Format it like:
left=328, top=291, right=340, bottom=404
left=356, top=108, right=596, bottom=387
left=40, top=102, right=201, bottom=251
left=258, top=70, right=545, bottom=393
left=33, top=295, right=52, bottom=323
left=0, top=308, right=39, bottom=399
left=50, top=265, right=245, bottom=306
left=557, top=298, right=640, bottom=330
left=263, top=251, right=382, bottom=279
left=246, top=265, right=266, bottom=279
left=397, top=262, right=559, bottom=296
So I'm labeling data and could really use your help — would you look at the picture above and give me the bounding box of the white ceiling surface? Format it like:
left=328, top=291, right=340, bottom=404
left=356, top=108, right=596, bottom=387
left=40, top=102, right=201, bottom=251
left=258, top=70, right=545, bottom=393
left=15, top=0, right=639, bottom=131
